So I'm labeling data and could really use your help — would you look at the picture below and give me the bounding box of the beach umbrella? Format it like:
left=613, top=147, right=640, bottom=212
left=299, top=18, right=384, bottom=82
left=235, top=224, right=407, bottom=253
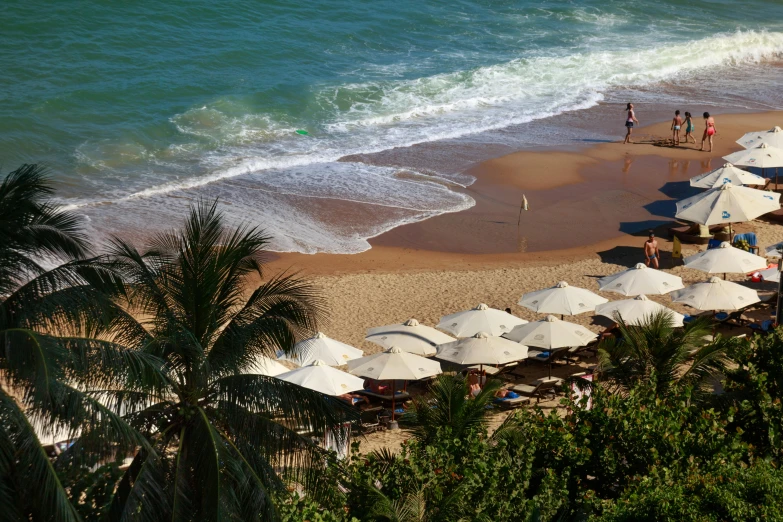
left=348, top=346, right=442, bottom=420
left=670, top=277, right=760, bottom=311
left=684, top=241, right=767, bottom=279
left=724, top=143, right=783, bottom=189
left=243, top=356, right=290, bottom=377
left=689, top=163, right=765, bottom=189
left=437, top=303, right=527, bottom=337
left=436, top=331, right=529, bottom=367
left=766, top=241, right=783, bottom=258
left=675, top=184, right=780, bottom=231
left=519, top=281, right=608, bottom=318
left=595, top=295, right=685, bottom=327
left=277, top=360, right=365, bottom=396
left=597, top=263, right=684, bottom=296
left=366, top=318, right=455, bottom=356
left=504, top=315, right=597, bottom=348
left=737, top=126, right=783, bottom=150
left=277, top=332, right=363, bottom=367
left=759, top=267, right=780, bottom=283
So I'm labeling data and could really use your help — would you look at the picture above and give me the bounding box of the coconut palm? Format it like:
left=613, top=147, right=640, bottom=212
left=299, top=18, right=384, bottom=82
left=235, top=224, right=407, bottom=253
left=401, top=374, right=502, bottom=445
left=0, top=164, right=154, bottom=521
left=597, top=310, right=735, bottom=399
left=91, top=200, right=353, bottom=521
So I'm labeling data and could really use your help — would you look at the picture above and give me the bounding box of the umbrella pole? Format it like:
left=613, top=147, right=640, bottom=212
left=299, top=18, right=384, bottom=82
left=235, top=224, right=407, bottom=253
left=777, top=264, right=783, bottom=326
left=391, top=379, right=396, bottom=422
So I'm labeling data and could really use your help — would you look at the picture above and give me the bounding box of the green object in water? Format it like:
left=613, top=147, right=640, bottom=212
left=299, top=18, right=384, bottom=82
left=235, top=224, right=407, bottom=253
left=296, top=130, right=309, bottom=135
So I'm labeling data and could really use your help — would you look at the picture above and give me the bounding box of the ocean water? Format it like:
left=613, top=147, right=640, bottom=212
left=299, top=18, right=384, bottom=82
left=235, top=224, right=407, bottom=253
left=2, top=0, right=783, bottom=253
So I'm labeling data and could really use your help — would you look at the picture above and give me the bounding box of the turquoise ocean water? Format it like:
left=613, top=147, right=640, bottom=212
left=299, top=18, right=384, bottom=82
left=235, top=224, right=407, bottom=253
left=3, top=0, right=783, bottom=252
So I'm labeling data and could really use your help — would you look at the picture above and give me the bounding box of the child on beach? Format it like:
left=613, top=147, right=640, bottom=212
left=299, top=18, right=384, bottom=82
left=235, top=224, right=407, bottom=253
left=623, top=103, right=639, bottom=145
left=700, top=112, right=717, bottom=152
left=683, top=112, right=696, bottom=144
left=671, top=110, right=683, bottom=146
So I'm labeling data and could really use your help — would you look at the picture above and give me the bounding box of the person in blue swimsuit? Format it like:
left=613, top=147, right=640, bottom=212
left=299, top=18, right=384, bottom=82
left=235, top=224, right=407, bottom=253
left=683, top=112, right=696, bottom=144
left=644, top=231, right=660, bottom=268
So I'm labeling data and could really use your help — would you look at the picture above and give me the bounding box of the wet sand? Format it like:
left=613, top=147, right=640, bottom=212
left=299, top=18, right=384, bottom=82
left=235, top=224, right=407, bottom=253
left=266, top=110, right=783, bottom=276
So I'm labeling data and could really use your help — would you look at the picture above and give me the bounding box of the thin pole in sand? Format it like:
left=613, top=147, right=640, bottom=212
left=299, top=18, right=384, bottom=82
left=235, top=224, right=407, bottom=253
left=777, top=261, right=783, bottom=326
left=391, top=379, right=396, bottom=422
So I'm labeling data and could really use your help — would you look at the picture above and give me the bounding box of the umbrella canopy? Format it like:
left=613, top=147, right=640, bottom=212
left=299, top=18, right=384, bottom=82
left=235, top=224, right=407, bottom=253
left=597, top=263, right=684, bottom=296
left=675, top=183, right=780, bottom=226
left=504, top=315, right=597, bottom=348
left=670, top=277, right=760, bottom=311
left=243, top=356, right=290, bottom=377
left=723, top=143, right=783, bottom=170
left=366, top=318, right=455, bottom=356
left=436, top=303, right=527, bottom=337
left=766, top=241, right=783, bottom=258
left=519, top=281, right=608, bottom=316
left=595, top=294, right=685, bottom=327
left=759, top=267, right=780, bottom=283
left=347, top=346, right=442, bottom=381
left=737, top=126, right=783, bottom=150
left=277, top=360, right=366, bottom=396
left=684, top=242, right=767, bottom=275
left=436, top=332, right=528, bottom=366
left=689, top=163, right=766, bottom=189
left=278, top=332, right=363, bottom=367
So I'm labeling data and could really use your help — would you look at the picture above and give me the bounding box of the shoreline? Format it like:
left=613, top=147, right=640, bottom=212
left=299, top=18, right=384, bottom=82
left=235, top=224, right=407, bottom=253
left=266, top=109, right=783, bottom=278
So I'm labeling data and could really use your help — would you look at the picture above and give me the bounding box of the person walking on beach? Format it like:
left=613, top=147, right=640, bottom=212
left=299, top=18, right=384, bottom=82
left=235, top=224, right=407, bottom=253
left=623, top=103, right=639, bottom=144
left=671, top=110, right=683, bottom=146
left=700, top=112, right=717, bottom=152
left=683, top=112, right=696, bottom=144
left=644, top=231, right=659, bottom=268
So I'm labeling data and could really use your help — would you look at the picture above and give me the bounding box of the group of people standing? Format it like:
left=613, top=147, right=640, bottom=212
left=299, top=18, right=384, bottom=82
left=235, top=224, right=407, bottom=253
left=623, top=103, right=717, bottom=151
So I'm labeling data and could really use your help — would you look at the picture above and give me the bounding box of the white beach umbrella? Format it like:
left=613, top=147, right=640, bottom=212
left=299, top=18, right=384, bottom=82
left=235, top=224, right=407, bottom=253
left=675, top=183, right=780, bottom=226
left=519, top=281, right=608, bottom=317
left=684, top=242, right=767, bottom=276
left=366, top=318, right=455, bottom=356
left=689, top=163, right=766, bottom=189
left=504, top=315, right=597, bottom=347
left=277, top=332, right=363, bottom=367
left=670, top=277, right=760, bottom=311
left=597, top=263, right=684, bottom=296
left=437, top=303, right=527, bottom=337
left=277, top=360, right=365, bottom=396
left=737, top=126, right=783, bottom=150
left=436, top=332, right=528, bottom=366
left=759, top=267, right=780, bottom=283
left=723, top=143, right=783, bottom=170
left=766, top=241, right=783, bottom=258
left=243, top=356, right=290, bottom=377
left=348, top=346, right=442, bottom=420
left=595, top=295, right=685, bottom=327
left=348, top=346, right=442, bottom=381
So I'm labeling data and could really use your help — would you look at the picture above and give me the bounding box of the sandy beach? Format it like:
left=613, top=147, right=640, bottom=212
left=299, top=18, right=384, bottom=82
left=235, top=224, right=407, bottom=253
left=260, top=110, right=783, bottom=454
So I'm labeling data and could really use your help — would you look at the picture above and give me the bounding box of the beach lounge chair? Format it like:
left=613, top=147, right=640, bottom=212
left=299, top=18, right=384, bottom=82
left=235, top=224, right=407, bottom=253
left=356, top=407, right=383, bottom=434
left=356, top=390, right=411, bottom=403
left=511, top=378, right=561, bottom=403
left=749, top=319, right=775, bottom=335
left=494, top=395, right=531, bottom=410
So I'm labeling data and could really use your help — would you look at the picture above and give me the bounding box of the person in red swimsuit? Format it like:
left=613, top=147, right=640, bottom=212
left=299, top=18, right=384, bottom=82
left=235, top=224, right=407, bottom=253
left=700, top=112, right=717, bottom=152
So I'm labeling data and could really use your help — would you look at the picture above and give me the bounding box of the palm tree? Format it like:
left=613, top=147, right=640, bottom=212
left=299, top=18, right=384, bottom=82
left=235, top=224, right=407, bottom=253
left=401, top=373, right=502, bottom=445
left=91, top=200, right=354, bottom=521
left=0, top=164, right=154, bottom=521
left=597, top=310, right=735, bottom=399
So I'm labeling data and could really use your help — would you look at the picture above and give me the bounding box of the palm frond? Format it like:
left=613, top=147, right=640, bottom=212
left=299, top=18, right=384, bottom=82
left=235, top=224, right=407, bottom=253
left=0, top=388, right=81, bottom=522
left=209, top=272, right=326, bottom=376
